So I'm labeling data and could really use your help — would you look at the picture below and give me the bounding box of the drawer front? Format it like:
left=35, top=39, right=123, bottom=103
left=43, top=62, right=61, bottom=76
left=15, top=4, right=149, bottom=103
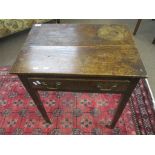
left=28, top=78, right=130, bottom=93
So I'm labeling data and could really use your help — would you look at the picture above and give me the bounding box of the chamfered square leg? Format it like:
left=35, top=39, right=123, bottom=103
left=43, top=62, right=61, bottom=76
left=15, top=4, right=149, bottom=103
left=19, top=75, right=51, bottom=124
left=107, top=78, right=140, bottom=129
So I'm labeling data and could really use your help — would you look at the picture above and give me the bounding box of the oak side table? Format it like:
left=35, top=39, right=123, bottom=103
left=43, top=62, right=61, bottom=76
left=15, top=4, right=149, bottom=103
left=10, top=24, right=147, bottom=128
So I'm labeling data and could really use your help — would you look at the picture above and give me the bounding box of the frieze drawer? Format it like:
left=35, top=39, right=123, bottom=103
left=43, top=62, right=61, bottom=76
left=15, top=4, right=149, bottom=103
left=28, top=78, right=130, bottom=93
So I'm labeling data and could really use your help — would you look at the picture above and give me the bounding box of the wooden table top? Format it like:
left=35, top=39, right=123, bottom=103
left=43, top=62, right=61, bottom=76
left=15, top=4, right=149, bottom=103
left=10, top=24, right=147, bottom=78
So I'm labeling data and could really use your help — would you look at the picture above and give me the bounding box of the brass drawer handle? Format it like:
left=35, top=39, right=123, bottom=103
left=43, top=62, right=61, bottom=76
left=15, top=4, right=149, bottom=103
left=45, top=81, right=62, bottom=90
left=97, top=83, right=105, bottom=89
left=42, top=82, right=48, bottom=86
left=56, top=82, right=62, bottom=87
left=46, top=87, right=58, bottom=90
left=112, top=84, right=118, bottom=88
left=99, top=88, right=112, bottom=91
left=97, top=83, right=118, bottom=91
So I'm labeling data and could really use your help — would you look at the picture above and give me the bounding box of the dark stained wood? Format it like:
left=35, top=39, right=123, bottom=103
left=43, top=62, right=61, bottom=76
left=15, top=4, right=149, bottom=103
left=10, top=46, right=147, bottom=78
left=152, top=38, right=155, bottom=44
left=10, top=24, right=147, bottom=129
left=22, top=24, right=134, bottom=47
left=56, top=19, right=60, bottom=23
left=28, top=77, right=131, bottom=93
left=19, top=75, right=51, bottom=123
left=108, top=78, right=140, bottom=128
left=134, top=20, right=155, bottom=44
left=133, top=19, right=142, bottom=35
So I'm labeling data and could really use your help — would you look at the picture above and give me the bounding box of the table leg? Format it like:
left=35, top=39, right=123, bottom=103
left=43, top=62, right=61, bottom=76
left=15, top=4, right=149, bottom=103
left=56, top=19, right=60, bottom=23
left=108, top=78, right=140, bottom=129
left=152, top=38, right=155, bottom=44
left=19, top=75, right=51, bottom=123
left=133, top=19, right=142, bottom=35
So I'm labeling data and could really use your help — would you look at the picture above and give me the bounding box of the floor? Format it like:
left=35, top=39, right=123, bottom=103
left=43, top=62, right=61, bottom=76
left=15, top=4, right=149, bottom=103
left=0, top=19, right=155, bottom=96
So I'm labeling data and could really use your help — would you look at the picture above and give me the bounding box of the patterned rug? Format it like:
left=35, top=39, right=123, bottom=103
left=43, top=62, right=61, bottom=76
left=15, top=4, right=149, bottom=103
left=0, top=67, right=154, bottom=135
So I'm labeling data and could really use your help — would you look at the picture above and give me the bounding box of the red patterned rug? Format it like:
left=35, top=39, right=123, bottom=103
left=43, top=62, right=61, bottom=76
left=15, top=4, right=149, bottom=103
left=0, top=67, right=155, bottom=135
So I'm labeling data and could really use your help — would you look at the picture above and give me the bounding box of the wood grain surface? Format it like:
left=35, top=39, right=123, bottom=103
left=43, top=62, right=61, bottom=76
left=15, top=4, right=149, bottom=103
left=11, top=45, right=146, bottom=77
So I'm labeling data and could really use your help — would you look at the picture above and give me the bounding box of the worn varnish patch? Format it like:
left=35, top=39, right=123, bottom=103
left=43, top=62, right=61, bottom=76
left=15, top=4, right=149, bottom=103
left=97, top=25, right=125, bottom=41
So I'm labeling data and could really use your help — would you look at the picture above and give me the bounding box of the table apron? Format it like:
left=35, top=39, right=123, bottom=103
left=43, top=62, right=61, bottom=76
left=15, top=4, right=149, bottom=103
left=27, top=77, right=133, bottom=93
